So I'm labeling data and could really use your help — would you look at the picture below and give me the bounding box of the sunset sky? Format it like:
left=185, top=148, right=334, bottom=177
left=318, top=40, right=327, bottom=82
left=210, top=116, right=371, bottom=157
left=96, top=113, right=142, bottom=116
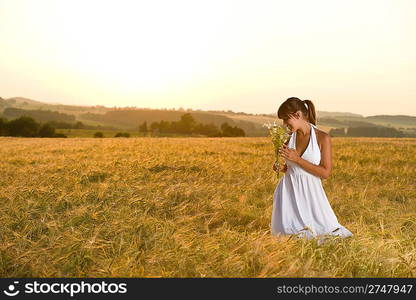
left=0, top=0, right=415, bottom=116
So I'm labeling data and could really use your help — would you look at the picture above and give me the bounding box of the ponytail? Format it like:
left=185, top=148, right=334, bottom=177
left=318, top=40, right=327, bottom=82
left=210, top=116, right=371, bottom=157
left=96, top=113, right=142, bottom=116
left=303, top=100, right=317, bottom=126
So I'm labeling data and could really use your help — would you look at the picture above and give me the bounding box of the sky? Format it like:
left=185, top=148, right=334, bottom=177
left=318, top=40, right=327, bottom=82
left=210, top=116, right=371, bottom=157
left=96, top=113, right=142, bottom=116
left=0, top=0, right=415, bottom=116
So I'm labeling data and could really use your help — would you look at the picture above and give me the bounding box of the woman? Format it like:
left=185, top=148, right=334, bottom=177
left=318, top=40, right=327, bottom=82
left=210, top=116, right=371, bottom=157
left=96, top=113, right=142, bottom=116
left=271, top=97, right=353, bottom=242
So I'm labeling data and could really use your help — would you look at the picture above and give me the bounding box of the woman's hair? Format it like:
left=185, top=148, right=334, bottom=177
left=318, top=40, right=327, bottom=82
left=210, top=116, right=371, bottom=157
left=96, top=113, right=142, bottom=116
left=277, top=97, right=317, bottom=125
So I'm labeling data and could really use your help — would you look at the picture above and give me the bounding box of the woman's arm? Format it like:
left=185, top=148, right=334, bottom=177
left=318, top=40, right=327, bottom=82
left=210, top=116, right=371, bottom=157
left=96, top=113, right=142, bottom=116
left=280, top=133, right=332, bottom=179
left=295, top=134, right=332, bottom=179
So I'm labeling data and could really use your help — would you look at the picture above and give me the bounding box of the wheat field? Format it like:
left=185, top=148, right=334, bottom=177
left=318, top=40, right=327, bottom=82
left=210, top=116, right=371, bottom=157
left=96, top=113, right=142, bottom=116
left=0, top=136, right=415, bottom=277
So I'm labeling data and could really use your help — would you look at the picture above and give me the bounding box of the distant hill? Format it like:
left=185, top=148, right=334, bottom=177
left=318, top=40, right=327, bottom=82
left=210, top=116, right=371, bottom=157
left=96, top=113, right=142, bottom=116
left=2, top=107, right=76, bottom=123
left=365, top=115, right=416, bottom=127
left=1, top=96, right=415, bottom=137
left=0, top=97, right=110, bottom=115
left=78, top=110, right=266, bottom=136
left=0, top=97, right=269, bottom=136
left=316, top=111, right=363, bottom=118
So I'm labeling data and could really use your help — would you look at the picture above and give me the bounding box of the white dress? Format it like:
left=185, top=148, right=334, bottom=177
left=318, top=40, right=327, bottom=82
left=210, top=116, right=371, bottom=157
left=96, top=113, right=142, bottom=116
left=271, top=122, right=353, bottom=242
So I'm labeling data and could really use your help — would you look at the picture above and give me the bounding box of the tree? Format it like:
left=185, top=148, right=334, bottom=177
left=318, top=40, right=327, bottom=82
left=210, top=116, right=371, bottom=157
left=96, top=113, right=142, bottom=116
left=6, top=116, right=39, bottom=137
left=232, top=126, right=245, bottom=137
left=347, top=126, right=404, bottom=137
left=0, top=117, right=6, bottom=136
left=158, top=120, right=172, bottom=133
left=220, top=122, right=245, bottom=137
left=74, top=121, right=85, bottom=129
left=139, top=121, right=148, bottom=135
left=194, top=122, right=221, bottom=137
left=150, top=122, right=159, bottom=135
left=38, top=123, right=56, bottom=137
left=115, top=132, right=130, bottom=137
left=94, top=132, right=104, bottom=138
left=177, top=113, right=196, bottom=134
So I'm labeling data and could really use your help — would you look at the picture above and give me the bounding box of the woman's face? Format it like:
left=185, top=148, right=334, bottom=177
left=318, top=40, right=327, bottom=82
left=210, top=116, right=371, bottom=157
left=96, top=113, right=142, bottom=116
left=282, top=111, right=302, bottom=133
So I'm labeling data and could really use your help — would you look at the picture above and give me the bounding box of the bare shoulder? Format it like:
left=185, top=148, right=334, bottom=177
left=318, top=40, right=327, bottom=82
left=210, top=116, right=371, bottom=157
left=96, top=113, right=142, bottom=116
left=314, top=127, right=330, bottom=151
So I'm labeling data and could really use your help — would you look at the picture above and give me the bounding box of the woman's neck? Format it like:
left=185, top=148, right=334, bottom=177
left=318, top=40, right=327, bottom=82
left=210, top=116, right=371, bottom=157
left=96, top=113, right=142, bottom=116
left=297, top=122, right=311, bottom=136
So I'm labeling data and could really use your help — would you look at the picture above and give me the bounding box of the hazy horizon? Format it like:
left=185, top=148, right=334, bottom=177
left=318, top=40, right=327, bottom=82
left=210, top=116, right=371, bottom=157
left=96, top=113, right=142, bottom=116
left=4, top=96, right=416, bottom=118
left=1, top=0, right=415, bottom=117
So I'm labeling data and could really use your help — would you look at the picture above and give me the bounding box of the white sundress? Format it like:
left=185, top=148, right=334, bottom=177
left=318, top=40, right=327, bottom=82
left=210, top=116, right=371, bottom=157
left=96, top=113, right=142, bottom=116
left=271, top=122, right=353, bottom=242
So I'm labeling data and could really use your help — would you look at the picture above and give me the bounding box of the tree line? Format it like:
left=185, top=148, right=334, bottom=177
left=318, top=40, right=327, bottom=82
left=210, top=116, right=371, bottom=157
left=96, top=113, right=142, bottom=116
left=329, top=126, right=408, bottom=137
left=139, top=113, right=245, bottom=137
left=0, top=113, right=246, bottom=138
left=0, top=116, right=67, bottom=137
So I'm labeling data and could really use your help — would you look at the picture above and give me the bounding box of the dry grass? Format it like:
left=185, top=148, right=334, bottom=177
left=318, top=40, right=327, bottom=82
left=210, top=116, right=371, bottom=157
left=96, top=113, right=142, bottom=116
left=0, top=136, right=415, bottom=277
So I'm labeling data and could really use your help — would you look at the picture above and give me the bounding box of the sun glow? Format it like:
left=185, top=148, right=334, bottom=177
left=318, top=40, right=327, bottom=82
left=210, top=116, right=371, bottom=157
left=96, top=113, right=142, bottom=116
left=1, top=0, right=415, bottom=114
left=50, top=1, right=231, bottom=93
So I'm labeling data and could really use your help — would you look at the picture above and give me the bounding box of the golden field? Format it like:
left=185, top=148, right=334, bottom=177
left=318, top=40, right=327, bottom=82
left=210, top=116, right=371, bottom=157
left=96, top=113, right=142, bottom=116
left=0, top=136, right=415, bottom=277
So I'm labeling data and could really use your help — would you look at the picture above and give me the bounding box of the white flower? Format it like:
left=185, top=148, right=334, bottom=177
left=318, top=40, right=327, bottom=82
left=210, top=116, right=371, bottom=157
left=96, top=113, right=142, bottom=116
left=263, top=120, right=290, bottom=160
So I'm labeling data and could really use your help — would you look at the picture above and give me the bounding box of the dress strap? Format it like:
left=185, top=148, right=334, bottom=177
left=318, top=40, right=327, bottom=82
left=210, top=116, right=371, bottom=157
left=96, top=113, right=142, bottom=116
left=310, top=123, right=318, bottom=147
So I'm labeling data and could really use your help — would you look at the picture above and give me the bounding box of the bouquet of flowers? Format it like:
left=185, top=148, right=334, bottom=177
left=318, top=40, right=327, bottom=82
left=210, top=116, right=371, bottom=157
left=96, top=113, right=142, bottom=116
left=263, top=121, right=290, bottom=175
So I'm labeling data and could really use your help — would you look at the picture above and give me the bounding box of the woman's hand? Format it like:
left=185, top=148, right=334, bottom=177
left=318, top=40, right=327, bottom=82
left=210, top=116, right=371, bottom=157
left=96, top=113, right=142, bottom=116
left=272, top=161, right=288, bottom=173
left=279, top=144, right=301, bottom=163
